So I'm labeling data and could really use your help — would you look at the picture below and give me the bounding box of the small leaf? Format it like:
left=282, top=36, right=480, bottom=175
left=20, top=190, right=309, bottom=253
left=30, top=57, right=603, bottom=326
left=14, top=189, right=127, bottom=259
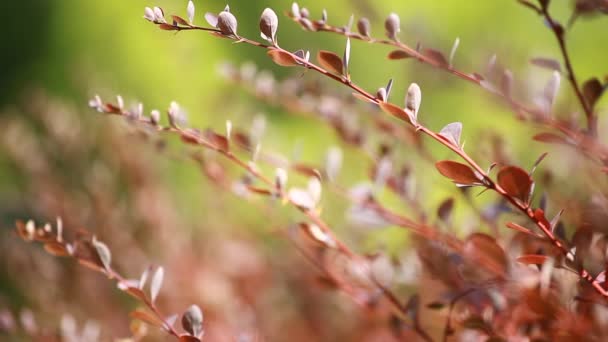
left=582, top=77, right=604, bottom=109
left=204, top=12, right=218, bottom=27
left=150, top=267, right=164, bottom=302
left=533, top=132, right=569, bottom=145
left=516, top=254, right=549, bottom=266
left=44, top=242, right=70, bottom=257
left=435, top=160, right=482, bottom=185
left=378, top=102, right=410, bottom=122
left=217, top=10, right=238, bottom=36
left=159, top=23, right=179, bottom=31
left=187, top=1, right=195, bottom=24
left=439, top=122, right=463, bottom=147
left=464, top=233, right=507, bottom=276
left=172, top=15, right=189, bottom=26
left=267, top=49, right=298, bottom=67
left=357, top=17, right=371, bottom=37
left=405, top=83, right=422, bottom=122
left=449, top=37, right=460, bottom=67
left=530, top=57, right=561, bottom=72
left=259, top=8, right=278, bottom=44
left=182, top=305, right=203, bottom=337
left=384, top=13, right=400, bottom=40
left=497, top=166, right=533, bottom=203
left=92, top=237, right=111, bottom=271
left=130, top=309, right=163, bottom=328
left=387, top=50, right=412, bottom=60
left=423, top=48, right=449, bottom=67
left=437, top=198, right=454, bottom=223
left=203, top=129, right=229, bottom=151
left=317, top=50, right=344, bottom=75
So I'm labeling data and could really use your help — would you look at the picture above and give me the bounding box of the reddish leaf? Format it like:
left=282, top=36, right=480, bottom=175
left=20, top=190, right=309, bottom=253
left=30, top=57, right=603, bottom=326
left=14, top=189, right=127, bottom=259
left=204, top=130, right=229, bottom=151
left=171, top=15, right=189, bottom=26
left=435, top=160, right=482, bottom=185
left=179, top=335, right=201, bottom=342
left=387, top=50, right=412, bottom=60
left=317, top=50, right=344, bottom=75
left=437, top=198, right=454, bottom=223
left=516, top=254, right=549, bottom=266
left=159, top=23, right=179, bottom=31
left=464, top=233, right=508, bottom=276
left=44, top=242, right=70, bottom=257
left=423, top=48, right=449, bottom=67
left=497, top=166, right=533, bottom=203
left=582, top=77, right=604, bottom=109
left=267, top=49, right=298, bottom=67
left=352, top=92, right=375, bottom=103
left=291, top=164, right=321, bottom=179
left=378, top=102, right=409, bottom=122
left=533, top=132, right=569, bottom=145
left=123, top=286, right=148, bottom=301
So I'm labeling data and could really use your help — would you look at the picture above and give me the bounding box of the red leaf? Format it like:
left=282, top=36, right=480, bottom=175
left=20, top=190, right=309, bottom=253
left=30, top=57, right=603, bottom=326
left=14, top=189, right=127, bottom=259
left=317, top=50, right=344, bottom=75
left=516, top=254, right=549, bottom=266
left=204, top=129, right=229, bottom=152
left=464, top=233, right=507, bottom=276
left=378, top=102, right=409, bottom=122
left=435, top=160, right=482, bottom=185
left=267, top=49, right=298, bottom=67
left=159, top=23, right=179, bottom=31
left=422, top=48, right=449, bottom=67
left=497, top=166, right=533, bottom=203
left=533, top=132, right=569, bottom=145
left=44, top=242, right=70, bottom=257
left=582, top=77, right=604, bottom=109
left=171, top=15, right=189, bottom=26
left=387, top=50, right=412, bottom=60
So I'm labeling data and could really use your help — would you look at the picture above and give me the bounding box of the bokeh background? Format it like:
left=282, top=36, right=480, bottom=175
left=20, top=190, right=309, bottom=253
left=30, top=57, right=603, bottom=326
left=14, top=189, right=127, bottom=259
left=0, top=0, right=606, bottom=340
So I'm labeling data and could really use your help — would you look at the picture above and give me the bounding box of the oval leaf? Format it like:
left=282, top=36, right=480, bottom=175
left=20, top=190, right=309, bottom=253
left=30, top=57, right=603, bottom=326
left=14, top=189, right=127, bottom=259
left=533, top=132, right=569, bottom=145
left=378, top=102, right=409, bottom=122
left=439, top=122, right=462, bottom=147
left=582, top=77, right=604, bottom=110
left=435, top=160, right=482, bottom=185
left=517, top=254, right=549, bottom=266
left=497, top=166, right=533, bottom=203
left=464, top=233, right=507, bottom=276
left=317, top=50, right=344, bottom=75
left=387, top=50, right=412, bottom=60
left=267, top=49, right=298, bottom=67
left=423, top=48, right=449, bottom=67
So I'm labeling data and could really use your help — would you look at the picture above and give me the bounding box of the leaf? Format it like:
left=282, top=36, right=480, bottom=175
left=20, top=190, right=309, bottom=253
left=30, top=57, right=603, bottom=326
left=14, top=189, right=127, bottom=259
left=92, top=238, right=111, bottom=270
left=530, top=57, right=561, bottom=72
left=130, top=309, right=163, bottom=328
left=171, top=15, right=189, bottom=26
left=204, top=12, right=218, bottom=27
left=423, top=48, right=449, bottom=67
left=179, top=336, right=201, bottom=342
left=122, top=286, right=148, bottom=301
left=582, top=77, right=604, bottom=109
left=496, top=166, right=533, bottom=203
left=378, top=102, right=410, bottom=122
left=464, top=233, right=508, bottom=276
left=533, top=132, right=569, bottom=145
left=437, top=198, right=454, bottom=223
left=435, top=160, right=482, bottom=185
left=159, top=23, right=179, bottom=31
left=387, top=50, right=412, bottom=60
left=203, top=129, right=229, bottom=151
left=317, top=50, right=344, bottom=75
left=438, top=122, right=463, bottom=147
left=343, top=38, right=351, bottom=76
left=150, top=267, right=164, bottom=302
left=516, top=254, right=549, bottom=266
left=44, top=242, right=70, bottom=257
left=267, top=49, right=298, bottom=67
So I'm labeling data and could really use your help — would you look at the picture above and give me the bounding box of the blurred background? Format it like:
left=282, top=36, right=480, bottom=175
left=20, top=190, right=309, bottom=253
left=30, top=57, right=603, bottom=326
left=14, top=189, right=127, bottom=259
left=0, top=0, right=606, bottom=340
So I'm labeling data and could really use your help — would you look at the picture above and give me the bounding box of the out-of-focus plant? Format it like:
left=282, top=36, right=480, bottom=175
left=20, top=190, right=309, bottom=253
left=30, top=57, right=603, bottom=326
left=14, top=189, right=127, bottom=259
left=9, top=0, right=608, bottom=340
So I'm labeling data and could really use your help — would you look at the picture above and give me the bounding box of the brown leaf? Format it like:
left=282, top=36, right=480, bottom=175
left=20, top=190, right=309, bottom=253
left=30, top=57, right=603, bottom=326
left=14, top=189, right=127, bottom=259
left=435, top=160, right=482, bottom=185
left=387, top=50, right=412, bottom=60
left=44, top=242, right=70, bottom=257
left=171, top=15, right=189, bottom=26
left=533, top=132, right=569, bottom=145
left=179, top=336, right=201, bottom=342
left=497, top=166, right=533, bottom=203
left=124, top=287, right=148, bottom=301
left=530, top=57, right=561, bottom=72
left=516, top=254, right=549, bottom=266
left=159, top=23, right=179, bottom=31
left=267, top=49, right=298, bottom=67
left=423, top=48, right=449, bottom=67
left=437, top=198, right=454, bottom=223
left=464, top=233, right=507, bottom=276
left=378, top=102, right=409, bottom=122
left=130, top=309, right=163, bottom=328
left=582, top=77, right=604, bottom=109
left=317, top=50, right=344, bottom=75
left=204, top=129, right=229, bottom=151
